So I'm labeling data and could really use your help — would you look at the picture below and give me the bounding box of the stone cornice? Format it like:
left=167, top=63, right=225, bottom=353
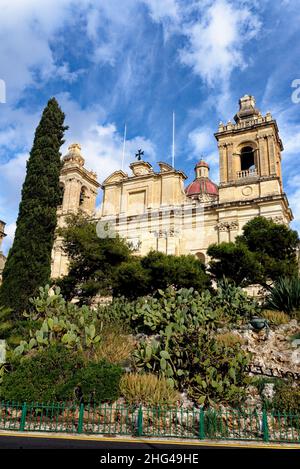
left=102, top=168, right=187, bottom=188
left=215, top=119, right=283, bottom=151
left=206, top=193, right=293, bottom=221
left=60, top=165, right=100, bottom=188
left=219, top=175, right=280, bottom=188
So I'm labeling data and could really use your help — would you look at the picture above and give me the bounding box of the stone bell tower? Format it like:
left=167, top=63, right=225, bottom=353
left=51, top=143, right=100, bottom=278
left=216, top=95, right=285, bottom=199
left=214, top=95, right=292, bottom=232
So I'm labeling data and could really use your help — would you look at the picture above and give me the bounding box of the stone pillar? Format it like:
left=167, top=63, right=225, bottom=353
left=257, top=135, right=268, bottom=176
left=217, top=223, right=230, bottom=243
left=227, top=143, right=234, bottom=182
left=232, top=151, right=240, bottom=178
left=63, top=178, right=81, bottom=212
left=267, top=135, right=277, bottom=175
left=228, top=221, right=239, bottom=242
left=218, top=143, right=228, bottom=183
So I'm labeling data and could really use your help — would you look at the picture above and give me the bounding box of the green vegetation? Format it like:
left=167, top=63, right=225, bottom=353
left=0, top=214, right=298, bottom=412
left=12, top=286, right=102, bottom=358
left=0, top=98, right=67, bottom=315
left=215, top=332, right=245, bottom=348
left=114, top=250, right=211, bottom=299
left=77, top=361, right=123, bottom=403
left=208, top=242, right=261, bottom=286
left=260, top=310, right=290, bottom=325
left=120, top=373, right=180, bottom=406
left=208, top=216, right=299, bottom=286
left=100, top=282, right=258, bottom=335
left=265, top=277, right=300, bottom=318
left=0, top=345, right=123, bottom=403
left=55, top=214, right=210, bottom=302
left=133, top=327, right=251, bottom=406
left=0, top=345, right=83, bottom=402
left=272, top=383, right=300, bottom=414
left=56, top=213, right=132, bottom=303
left=93, top=323, right=136, bottom=365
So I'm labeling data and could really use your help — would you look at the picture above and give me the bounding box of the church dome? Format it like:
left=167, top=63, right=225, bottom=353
left=185, top=160, right=218, bottom=199
left=195, top=159, right=209, bottom=169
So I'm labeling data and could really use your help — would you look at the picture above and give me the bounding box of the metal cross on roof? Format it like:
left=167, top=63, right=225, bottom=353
left=135, top=149, right=144, bottom=161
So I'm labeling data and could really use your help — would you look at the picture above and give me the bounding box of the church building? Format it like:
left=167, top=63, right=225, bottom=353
left=52, top=95, right=293, bottom=278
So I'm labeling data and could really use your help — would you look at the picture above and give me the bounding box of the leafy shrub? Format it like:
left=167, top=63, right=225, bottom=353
left=113, top=251, right=211, bottom=299
left=12, top=286, right=102, bottom=358
left=265, top=277, right=300, bottom=317
left=213, top=277, right=258, bottom=323
left=133, top=327, right=251, bottom=406
left=0, top=345, right=83, bottom=402
left=104, top=284, right=259, bottom=336
left=215, top=332, right=244, bottom=348
left=272, top=383, right=300, bottom=414
left=97, top=297, right=135, bottom=328
left=130, top=287, right=220, bottom=334
left=102, top=287, right=217, bottom=335
left=120, top=373, right=180, bottom=406
left=93, top=323, right=136, bottom=365
left=0, top=306, right=13, bottom=339
left=76, top=361, right=123, bottom=403
left=260, top=310, right=290, bottom=326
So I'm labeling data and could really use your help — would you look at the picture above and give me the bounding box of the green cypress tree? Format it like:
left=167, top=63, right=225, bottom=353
left=0, top=98, right=68, bottom=315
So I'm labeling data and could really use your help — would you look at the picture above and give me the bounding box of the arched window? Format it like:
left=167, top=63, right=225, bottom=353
left=196, top=252, right=205, bottom=263
left=240, top=146, right=255, bottom=172
left=79, top=186, right=87, bottom=206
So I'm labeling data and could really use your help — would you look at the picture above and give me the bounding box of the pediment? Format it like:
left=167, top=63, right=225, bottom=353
left=129, top=161, right=153, bottom=176
left=102, top=170, right=128, bottom=185
left=158, top=162, right=174, bottom=172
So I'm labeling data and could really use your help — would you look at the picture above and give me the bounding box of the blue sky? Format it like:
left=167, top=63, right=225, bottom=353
left=1, top=0, right=300, bottom=253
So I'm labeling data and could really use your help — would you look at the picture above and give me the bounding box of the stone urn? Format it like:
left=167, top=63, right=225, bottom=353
left=250, top=317, right=268, bottom=331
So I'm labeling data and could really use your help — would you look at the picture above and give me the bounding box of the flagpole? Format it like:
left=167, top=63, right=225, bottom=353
left=172, top=111, right=175, bottom=168
left=121, top=123, right=127, bottom=171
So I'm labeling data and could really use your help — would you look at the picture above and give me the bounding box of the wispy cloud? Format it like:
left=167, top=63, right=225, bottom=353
left=0, top=0, right=299, bottom=252
left=179, top=0, right=261, bottom=87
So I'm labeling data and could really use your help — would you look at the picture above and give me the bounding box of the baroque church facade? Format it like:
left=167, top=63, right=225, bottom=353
left=49, top=95, right=293, bottom=277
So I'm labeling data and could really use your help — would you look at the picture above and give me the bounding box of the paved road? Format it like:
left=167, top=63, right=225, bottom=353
left=0, top=433, right=230, bottom=449
left=0, top=433, right=298, bottom=466
left=0, top=432, right=299, bottom=449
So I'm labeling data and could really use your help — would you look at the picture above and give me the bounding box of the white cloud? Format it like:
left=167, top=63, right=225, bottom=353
left=143, top=0, right=179, bottom=23
left=179, top=0, right=261, bottom=87
left=0, top=92, right=157, bottom=252
left=0, top=152, right=28, bottom=229
left=0, top=0, right=89, bottom=100
left=58, top=92, right=156, bottom=182
left=187, top=126, right=219, bottom=182
left=188, top=127, right=212, bottom=156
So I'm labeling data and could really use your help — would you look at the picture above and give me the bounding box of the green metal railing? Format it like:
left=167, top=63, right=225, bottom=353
left=0, top=401, right=299, bottom=443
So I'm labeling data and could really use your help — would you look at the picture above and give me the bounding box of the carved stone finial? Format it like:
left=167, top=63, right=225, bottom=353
left=63, top=143, right=85, bottom=166
left=234, top=95, right=260, bottom=123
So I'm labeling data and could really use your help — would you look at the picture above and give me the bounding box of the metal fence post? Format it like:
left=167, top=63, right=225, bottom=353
left=262, top=408, right=269, bottom=442
left=19, top=402, right=27, bottom=431
left=137, top=406, right=143, bottom=437
left=199, top=408, right=205, bottom=440
left=77, top=403, right=84, bottom=434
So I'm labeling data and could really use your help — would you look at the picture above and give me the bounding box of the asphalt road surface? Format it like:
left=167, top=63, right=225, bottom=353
left=0, top=434, right=231, bottom=449
left=0, top=433, right=298, bottom=466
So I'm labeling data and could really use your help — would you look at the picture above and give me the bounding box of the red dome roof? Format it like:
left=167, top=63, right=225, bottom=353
left=185, top=178, right=218, bottom=197
left=195, top=160, right=209, bottom=169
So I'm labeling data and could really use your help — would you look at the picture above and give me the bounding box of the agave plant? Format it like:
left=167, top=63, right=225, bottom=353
left=265, top=276, right=300, bottom=317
